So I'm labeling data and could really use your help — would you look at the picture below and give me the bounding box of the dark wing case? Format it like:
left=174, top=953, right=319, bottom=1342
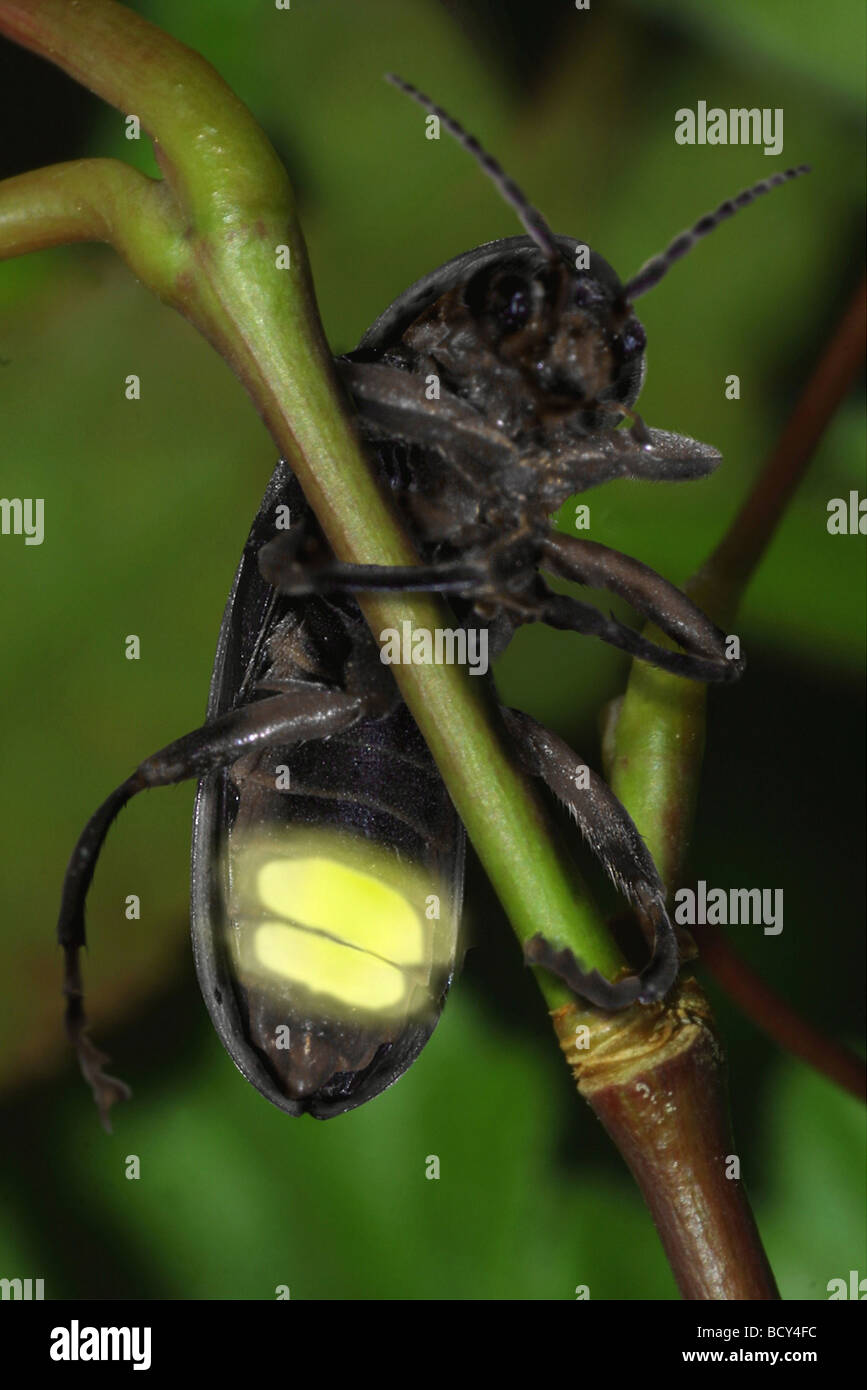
left=190, top=458, right=465, bottom=1117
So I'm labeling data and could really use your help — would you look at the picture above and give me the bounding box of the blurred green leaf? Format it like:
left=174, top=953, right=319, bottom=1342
left=632, top=0, right=866, bottom=105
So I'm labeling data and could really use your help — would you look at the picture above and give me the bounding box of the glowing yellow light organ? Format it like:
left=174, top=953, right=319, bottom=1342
left=221, top=827, right=458, bottom=1102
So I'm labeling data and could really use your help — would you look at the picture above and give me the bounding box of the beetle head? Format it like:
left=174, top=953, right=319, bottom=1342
left=385, top=74, right=808, bottom=430
left=389, top=235, right=647, bottom=445
left=460, top=249, right=647, bottom=415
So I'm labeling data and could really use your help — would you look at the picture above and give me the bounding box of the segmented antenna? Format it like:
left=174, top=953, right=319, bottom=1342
left=385, top=73, right=561, bottom=262
left=623, top=164, right=811, bottom=300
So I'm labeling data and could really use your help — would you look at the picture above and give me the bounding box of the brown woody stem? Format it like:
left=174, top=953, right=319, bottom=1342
left=690, top=275, right=867, bottom=621
left=552, top=979, right=779, bottom=1299
left=691, top=925, right=866, bottom=1102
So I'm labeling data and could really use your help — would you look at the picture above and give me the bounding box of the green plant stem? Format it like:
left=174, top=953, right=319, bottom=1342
left=0, top=160, right=177, bottom=275
left=608, top=277, right=867, bottom=1092
left=0, top=0, right=622, bottom=1006
left=610, top=275, right=867, bottom=892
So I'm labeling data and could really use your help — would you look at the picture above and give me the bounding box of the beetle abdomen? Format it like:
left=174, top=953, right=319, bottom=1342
left=222, top=703, right=462, bottom=1106
left=191, top=462, right=465, bottom=1117
left=224, top=809, right=458, bottom=1102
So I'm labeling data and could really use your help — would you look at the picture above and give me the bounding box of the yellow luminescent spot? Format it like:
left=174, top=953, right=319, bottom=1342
left=254, top=921, right=408, bottom=1010
left=257, top=856, right=424, bottom=966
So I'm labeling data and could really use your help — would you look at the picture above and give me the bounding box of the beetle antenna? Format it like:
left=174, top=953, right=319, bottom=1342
left=623, top=164, right=811, bottom=300
left=385, top=73, right=561, bottom=263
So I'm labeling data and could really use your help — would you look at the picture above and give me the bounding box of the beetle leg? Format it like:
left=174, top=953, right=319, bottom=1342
left=555, top=423, right=723, bottom=488
left=337, top=359, right=520, bottom=470
left=58, top=687, right=363, bottom=1129
left=258, top=532, right=487, bottom=596
left=531, top=581, right=739, bottom=682
left=540, top=532, right=743, bottom=682
left=500, top=707, right=678, bottom=1010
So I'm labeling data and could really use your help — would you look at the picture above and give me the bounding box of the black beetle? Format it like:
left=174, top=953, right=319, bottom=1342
left=57, top=77, right=809, bottom=1126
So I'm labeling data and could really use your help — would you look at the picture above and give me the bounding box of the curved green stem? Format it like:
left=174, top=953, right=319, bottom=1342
left=607, top=276, right=867, bottom=1095
left=0, top=0, right=623, bottom=1004
left=0, top=158, right=180, bottom=283
left=610, top=276, right=867, bottom=892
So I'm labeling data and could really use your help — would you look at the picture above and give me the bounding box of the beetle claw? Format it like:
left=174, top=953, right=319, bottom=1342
left=67, top=1011, right=131, bottom=1132
left=523, top=933, right=649, bottom=1012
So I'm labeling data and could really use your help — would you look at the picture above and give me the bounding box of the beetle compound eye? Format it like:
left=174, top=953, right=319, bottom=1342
left=501, top=284, right=530, bottom=332
left=619, top=320, right=647, bottom=358
left=465, top=268, right=534, bottom=338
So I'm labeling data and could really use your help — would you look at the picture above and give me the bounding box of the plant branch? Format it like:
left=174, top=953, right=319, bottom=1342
left=608, top=276, right=867, bottom=1078
left=0, top=0, right=622, bottom=1022
left=0, top=159, right=180, bottom=283
left=578, top=268, right=867, bottom=1300
left=608, top=277, right=866, bottom=893
left=690, top=275, right=867, bottom=623
left=552, top=980, right=779, bottom=1299
left=691, top=924, right=866, bottom=1101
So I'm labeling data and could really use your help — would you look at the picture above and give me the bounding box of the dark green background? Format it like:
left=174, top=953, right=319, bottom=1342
left=0, top=0, right=863, bottom=1300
